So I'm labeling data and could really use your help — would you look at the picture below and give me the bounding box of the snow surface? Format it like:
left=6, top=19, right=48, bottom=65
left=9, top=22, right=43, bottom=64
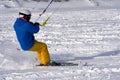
left=0, top=0, right=120, bottom=80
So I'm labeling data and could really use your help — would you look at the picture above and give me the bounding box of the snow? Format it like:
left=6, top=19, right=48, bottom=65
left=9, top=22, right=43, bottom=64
left=0, top=0, right=120, bottom=80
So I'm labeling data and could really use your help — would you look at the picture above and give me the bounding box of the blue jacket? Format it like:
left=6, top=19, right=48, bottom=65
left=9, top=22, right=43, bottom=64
left=14, top=18, right=40, bottom=50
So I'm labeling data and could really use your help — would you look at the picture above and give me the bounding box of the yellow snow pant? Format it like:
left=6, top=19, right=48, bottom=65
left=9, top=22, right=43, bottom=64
left=29, top=40, right=50, bottom=65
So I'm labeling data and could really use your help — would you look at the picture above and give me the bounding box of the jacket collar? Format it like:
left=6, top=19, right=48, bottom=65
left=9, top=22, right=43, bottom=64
left=20, top=17, right=28, bottom=22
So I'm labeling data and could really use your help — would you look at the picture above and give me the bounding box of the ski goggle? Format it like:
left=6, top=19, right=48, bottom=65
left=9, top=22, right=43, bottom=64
left=19, top=12, right=31, bottom=16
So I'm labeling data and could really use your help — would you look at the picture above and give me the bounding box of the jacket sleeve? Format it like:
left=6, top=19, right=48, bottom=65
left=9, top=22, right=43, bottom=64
left=24, top=22, right=40, bottom=33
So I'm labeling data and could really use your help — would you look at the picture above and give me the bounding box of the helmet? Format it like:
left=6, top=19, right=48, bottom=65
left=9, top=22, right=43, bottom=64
left=19, top=9, right=31, bottom=21
left=19, top=9, right=31, bottom=16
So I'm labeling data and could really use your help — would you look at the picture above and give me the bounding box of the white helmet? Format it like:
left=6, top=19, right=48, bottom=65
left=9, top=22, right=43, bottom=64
left=19, top=9, right=31, bottom=16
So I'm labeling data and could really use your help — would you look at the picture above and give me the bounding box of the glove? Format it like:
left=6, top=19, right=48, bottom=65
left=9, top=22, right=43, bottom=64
left=34, top=22, right=40, bottom=26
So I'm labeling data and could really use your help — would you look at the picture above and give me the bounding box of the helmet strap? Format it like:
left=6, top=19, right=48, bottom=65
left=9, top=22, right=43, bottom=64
left=24, top=15, right=31, bottom=22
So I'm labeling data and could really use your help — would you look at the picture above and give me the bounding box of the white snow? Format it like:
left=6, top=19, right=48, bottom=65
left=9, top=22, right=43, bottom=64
left=0, top=0, right=120, bottom=80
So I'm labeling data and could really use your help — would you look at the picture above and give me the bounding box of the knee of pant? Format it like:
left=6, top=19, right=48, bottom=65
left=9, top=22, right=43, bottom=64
left=42, top=43, right=47, bottom=48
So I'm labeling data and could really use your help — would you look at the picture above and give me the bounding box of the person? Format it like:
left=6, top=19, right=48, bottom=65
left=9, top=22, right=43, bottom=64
left=13, top=9, right=60, bottom=66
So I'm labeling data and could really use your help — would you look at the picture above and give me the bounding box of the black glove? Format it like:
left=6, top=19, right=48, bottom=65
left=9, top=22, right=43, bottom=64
left=34, top=22, right=40, bottom=26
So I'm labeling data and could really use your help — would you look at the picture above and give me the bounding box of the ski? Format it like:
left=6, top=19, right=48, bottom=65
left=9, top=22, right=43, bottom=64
left=35, top=61, right=87, bottom=67
left=52, top=62, right=78, bottom=66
